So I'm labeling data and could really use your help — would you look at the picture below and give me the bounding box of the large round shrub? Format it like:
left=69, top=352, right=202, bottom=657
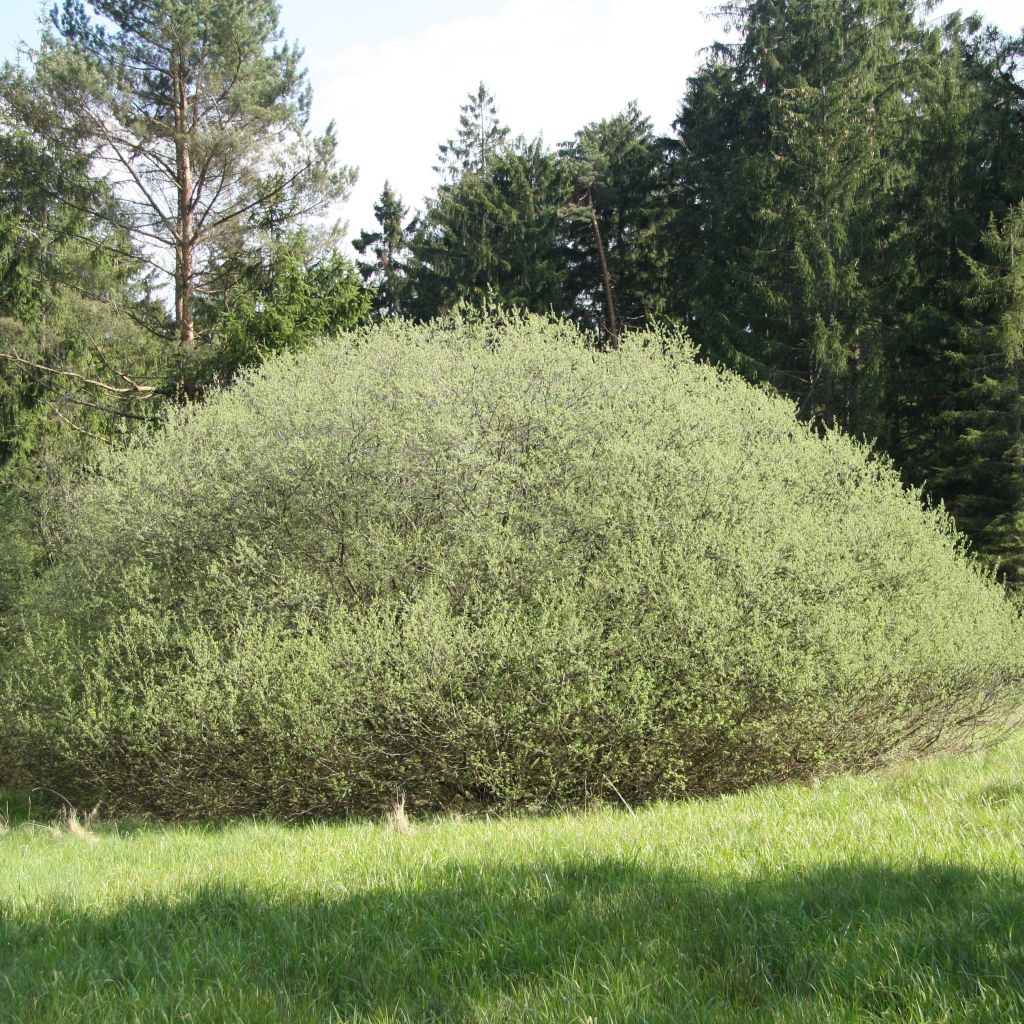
left=2, top=314, right=1022, bottom=817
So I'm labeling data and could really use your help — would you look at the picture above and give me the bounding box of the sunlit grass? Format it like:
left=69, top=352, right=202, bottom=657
left=2, top=739, right=1024, bottom=1022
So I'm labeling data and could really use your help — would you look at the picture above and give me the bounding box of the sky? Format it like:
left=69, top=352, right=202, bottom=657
left=2, top=0, right=1022, bottom=241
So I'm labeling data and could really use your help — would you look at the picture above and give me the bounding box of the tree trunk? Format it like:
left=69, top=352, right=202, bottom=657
left=173, top=47, right=195, bottom=359
left=588, top=192, right=617, bottom=345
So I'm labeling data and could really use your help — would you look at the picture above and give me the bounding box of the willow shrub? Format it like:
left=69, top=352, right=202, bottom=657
left=2, top=313, right=1022, bottom=818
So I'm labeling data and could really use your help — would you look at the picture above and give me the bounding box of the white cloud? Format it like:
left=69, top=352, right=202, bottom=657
left=312, top=0, right=1023, bottom=240
left=313, top=0, right=712, bottom=238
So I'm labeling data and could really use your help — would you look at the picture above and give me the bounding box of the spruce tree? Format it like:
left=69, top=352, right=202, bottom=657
left=887, top=17, right=1024, bottom=574
left=670, top=0, right=926, bottom=432
left=668, top=3, right=1024, bottom=574
left=412, top=139, right=570, bottom=317
left=943, top=202, right=1024, bottom=578
left=434, top=82, right=509, bottom=181
left=410, top=86, right=568, bottom=318
left=352, top=183, right=416, bottom=316
left=560, top=102, right=669, bottom=343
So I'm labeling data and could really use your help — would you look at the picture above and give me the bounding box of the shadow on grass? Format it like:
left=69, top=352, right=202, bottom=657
left=2, top=858, right=1023, bottom=1023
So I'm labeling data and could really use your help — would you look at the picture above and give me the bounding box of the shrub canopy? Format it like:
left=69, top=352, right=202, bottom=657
left=2, top=313, right=1022, bottom=817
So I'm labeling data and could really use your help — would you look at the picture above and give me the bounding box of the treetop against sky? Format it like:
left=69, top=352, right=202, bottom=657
left=1, top=0, right=1021, bottom=236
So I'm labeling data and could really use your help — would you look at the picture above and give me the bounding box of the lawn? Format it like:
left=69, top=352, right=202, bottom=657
left=2, top=739, right=1023, bottom=1023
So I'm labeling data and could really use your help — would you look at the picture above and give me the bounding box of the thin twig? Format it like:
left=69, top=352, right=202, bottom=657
left=603, top=776, right=637, bottom=817
left=52, top=406, right=118, bottom=446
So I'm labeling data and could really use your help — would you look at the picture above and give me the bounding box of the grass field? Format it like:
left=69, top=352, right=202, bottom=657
left=2, top=740, right=1024, bottom=1023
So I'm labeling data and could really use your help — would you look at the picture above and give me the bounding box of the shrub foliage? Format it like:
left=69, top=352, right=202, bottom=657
left=2, top=313, right=1022, bottom=817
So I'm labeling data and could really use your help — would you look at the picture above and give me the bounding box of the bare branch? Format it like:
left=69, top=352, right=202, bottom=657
left=1, top=351, right=158, bottom=397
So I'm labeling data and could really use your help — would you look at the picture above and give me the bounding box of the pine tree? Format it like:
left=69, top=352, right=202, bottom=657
left=3, top=0, right=353, bottom=363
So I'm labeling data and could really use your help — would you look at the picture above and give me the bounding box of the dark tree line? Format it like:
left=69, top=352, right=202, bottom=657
left=2, top=0, right=1024, bottom=603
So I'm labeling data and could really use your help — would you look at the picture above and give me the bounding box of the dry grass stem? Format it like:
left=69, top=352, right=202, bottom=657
left=385, top=794, right=411, bottom=833
left=51, top=806, right=99, bottom=843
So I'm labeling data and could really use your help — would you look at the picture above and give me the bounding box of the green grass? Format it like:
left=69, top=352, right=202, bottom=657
left=2, top=741, right=1024, bottom=1023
